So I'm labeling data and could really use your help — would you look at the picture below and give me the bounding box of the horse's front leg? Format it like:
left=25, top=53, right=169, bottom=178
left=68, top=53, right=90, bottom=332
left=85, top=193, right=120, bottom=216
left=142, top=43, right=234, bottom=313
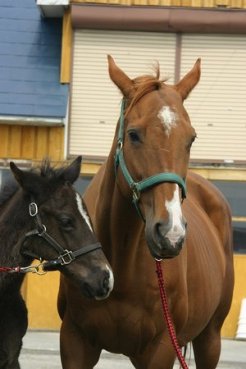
left=60, top=314, right=101, bottom=369
left=192, top=321, right=222, bottom=369
left=130, top=335, right=176, bottom=369
left=0, top=293, right=27, bottom=369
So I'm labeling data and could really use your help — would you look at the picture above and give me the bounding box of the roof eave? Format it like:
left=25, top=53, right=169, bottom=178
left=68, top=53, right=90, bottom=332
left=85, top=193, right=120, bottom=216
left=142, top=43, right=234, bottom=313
left=0, top=115, right=65, bottom=127
left=36, top=0, right=69, bottom=18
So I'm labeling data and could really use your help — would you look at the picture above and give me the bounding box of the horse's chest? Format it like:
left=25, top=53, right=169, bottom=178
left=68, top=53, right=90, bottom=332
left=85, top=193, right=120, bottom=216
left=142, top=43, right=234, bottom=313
left=81, top=302, right=157, bottom=355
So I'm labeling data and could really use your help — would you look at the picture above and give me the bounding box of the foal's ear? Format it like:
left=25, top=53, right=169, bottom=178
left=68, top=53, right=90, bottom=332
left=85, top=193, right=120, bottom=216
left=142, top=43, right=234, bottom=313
left=60, top=156, right=82, bottom=184
left=10, top=162, right=44, bottom=195
left=107, top=55, right=134, bottom=98
left=175, top=58, right=201, bottom=101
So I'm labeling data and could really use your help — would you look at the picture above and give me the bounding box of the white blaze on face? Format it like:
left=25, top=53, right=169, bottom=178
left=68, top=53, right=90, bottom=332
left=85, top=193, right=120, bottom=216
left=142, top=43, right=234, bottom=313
left=158, top=105, right=177, bottom=136
left=165, top=185, right=186, bottom=246
left=75, top=193, right=93, bottom=232
left=75, top=193, right=115, bottom=298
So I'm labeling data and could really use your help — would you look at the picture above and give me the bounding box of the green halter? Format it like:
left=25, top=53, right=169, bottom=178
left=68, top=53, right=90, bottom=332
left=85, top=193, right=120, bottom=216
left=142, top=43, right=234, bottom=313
left=114, top=99, right=187, bottom=220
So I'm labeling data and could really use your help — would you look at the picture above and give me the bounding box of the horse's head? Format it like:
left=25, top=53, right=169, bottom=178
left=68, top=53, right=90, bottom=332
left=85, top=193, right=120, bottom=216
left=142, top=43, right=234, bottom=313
left=108, top=55, right=200, bottom=259
left=10, top=157, right=114, bottom=300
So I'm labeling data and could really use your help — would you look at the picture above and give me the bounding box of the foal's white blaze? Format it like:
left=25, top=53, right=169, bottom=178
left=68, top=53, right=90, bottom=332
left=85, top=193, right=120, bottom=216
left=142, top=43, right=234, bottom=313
left=165, top=185, right=185, bottom=246
left=158, top=105, right=177, bottom=136
left=75, top=193, right=93, bottom=232
left=75, top=193, right=114, bottom=297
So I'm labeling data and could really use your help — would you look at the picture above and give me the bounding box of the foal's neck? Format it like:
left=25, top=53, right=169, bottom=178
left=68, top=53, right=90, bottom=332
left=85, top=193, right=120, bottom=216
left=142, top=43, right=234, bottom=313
left=0, top=191, right=30, bottom=267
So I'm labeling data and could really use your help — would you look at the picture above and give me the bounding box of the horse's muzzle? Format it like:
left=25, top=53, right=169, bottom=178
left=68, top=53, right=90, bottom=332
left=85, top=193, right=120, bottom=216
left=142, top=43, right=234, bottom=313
left=146, top=218, right=187, bottom=259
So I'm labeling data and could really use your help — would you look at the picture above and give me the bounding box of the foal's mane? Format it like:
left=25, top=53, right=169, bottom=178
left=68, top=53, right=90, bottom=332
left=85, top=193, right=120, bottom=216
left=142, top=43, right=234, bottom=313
left=126, top=65, right=166, bottom=114
left=39, top=158, right=68, bottom=180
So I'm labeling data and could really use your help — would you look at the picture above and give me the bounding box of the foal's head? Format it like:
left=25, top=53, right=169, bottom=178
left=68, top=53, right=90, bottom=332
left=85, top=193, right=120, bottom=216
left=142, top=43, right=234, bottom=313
left=108, top=55, right=200, bottom=259
left=10, top=157, right=113, bottom=299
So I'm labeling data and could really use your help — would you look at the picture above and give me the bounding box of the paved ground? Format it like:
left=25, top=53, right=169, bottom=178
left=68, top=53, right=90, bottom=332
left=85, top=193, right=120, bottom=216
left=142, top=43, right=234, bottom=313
left=19, top=331, right=246, bottom=368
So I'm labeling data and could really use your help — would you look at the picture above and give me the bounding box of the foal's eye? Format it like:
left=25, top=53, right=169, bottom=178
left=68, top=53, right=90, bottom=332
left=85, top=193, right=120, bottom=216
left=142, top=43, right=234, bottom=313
left=58, top=215, right=74, bottom=231
left=128, top=129, right=141, bottom=143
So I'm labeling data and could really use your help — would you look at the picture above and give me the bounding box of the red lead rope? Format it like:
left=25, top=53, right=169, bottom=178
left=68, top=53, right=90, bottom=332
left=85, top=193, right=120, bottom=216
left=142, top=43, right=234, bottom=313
left=0, top=266, right=21, bottom=273
left=155, top=260, right=189, bottom=369
left=0, top=264, right=46, bottom=274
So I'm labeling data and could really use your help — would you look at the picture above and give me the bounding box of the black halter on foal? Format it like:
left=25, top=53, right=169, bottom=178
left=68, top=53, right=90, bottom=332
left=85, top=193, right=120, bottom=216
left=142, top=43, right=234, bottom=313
left=21, top=199, right=102, bottom=271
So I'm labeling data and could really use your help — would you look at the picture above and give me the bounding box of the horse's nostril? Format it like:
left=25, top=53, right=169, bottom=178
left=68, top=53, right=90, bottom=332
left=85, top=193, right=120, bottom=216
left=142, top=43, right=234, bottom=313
left=101, top=271, right=111, bottom=292
left=103, top=274, right=109, bottom=288
left=155, top=221, right=169, bottom=240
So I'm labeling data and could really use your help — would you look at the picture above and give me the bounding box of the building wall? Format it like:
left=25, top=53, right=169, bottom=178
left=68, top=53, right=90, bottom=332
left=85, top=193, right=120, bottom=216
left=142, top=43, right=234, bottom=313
left=222, top=255, right=246, bottom=338
left=0, top=125, right=64, bottom=161
left=0, top=0, right=68, bottom=119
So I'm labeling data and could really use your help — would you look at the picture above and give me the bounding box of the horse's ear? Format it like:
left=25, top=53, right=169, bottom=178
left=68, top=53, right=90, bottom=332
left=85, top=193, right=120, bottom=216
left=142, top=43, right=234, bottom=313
left=10, top=162, right=44, bottom=195
left=60, top=156, right=82, bottom=184
left=175, top=58, right=201, bottom=101
left=107, top=55, right=134, bottom=98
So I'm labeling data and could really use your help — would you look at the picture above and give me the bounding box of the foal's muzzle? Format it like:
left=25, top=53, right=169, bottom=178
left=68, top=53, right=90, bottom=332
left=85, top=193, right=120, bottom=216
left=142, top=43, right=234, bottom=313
left=82, top=267, right=113, bottom=300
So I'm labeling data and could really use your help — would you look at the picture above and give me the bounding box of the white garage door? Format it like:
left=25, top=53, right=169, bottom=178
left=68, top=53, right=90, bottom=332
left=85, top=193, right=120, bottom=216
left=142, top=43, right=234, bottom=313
left=69, top=30, right=246, bottom=164
left=181, top=34, right=246, bottom=163
left=69, top=30, right=176, bottom=158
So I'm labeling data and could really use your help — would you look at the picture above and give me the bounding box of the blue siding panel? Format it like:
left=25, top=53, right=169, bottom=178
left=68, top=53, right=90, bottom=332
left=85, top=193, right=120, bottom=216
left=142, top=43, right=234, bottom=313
left=0, top=55, right=60, bottom=68
left=0, top=80, right=67, bottom=95
left=0, top=67, right=61, bottom=83
left=0, top=43, right=61, bottom=58
left=0, top=0, right=68, bottom=119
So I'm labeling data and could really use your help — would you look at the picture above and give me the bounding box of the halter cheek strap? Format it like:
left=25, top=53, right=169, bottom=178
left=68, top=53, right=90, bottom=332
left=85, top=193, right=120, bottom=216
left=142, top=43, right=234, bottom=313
left=21, top=200, right=102, bottom=271
left=114, top=99, right=187, bottom=221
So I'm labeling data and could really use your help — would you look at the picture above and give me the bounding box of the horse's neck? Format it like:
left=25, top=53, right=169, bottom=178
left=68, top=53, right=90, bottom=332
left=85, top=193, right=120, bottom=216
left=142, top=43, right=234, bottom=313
left=96, top=154, right=145, bottom=267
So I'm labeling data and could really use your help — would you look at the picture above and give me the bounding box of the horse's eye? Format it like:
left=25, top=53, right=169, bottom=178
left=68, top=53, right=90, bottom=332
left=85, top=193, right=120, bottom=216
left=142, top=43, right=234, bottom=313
left=128, top=129, right=140, bottom=143
left=59, top=215, right=74, bottom=231
left=187, top=135, right=197, bottom=151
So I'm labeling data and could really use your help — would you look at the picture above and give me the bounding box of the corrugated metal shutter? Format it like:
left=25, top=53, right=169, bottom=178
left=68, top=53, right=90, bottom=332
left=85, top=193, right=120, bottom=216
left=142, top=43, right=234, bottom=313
left=181, top=34, right=246, bottom=163
left=69, top=30, right=176, bottom=158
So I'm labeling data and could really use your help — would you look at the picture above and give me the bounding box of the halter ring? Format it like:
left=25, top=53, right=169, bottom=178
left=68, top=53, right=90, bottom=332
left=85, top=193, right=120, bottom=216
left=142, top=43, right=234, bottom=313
left=29, top=202, right=38, bottom=217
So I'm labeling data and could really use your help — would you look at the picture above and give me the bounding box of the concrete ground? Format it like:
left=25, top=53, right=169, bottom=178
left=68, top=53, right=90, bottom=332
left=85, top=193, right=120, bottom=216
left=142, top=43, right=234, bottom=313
left=19, top=331, right=246, bottom=368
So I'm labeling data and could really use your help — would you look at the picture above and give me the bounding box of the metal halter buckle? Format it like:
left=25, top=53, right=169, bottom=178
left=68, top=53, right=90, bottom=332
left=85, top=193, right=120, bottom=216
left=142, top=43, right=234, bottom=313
left=58, top=250, right=75, bottom=266
left=131, top=184, right=140, bottom=202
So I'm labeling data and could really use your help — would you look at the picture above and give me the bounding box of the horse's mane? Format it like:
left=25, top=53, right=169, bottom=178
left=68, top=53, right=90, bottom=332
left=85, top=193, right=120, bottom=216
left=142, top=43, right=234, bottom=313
left=126, top=65, right=166, bottom=114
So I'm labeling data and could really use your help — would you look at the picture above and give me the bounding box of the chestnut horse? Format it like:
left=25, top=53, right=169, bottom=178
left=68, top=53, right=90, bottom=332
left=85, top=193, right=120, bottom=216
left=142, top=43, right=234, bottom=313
left=58, top=57, right=234, bottom=369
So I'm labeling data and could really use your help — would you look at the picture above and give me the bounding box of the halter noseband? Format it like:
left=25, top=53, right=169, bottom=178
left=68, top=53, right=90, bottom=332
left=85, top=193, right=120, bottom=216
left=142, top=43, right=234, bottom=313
left=21, top=199, right=101, bottom=271
left=114, top=99, right=187, bottom=220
